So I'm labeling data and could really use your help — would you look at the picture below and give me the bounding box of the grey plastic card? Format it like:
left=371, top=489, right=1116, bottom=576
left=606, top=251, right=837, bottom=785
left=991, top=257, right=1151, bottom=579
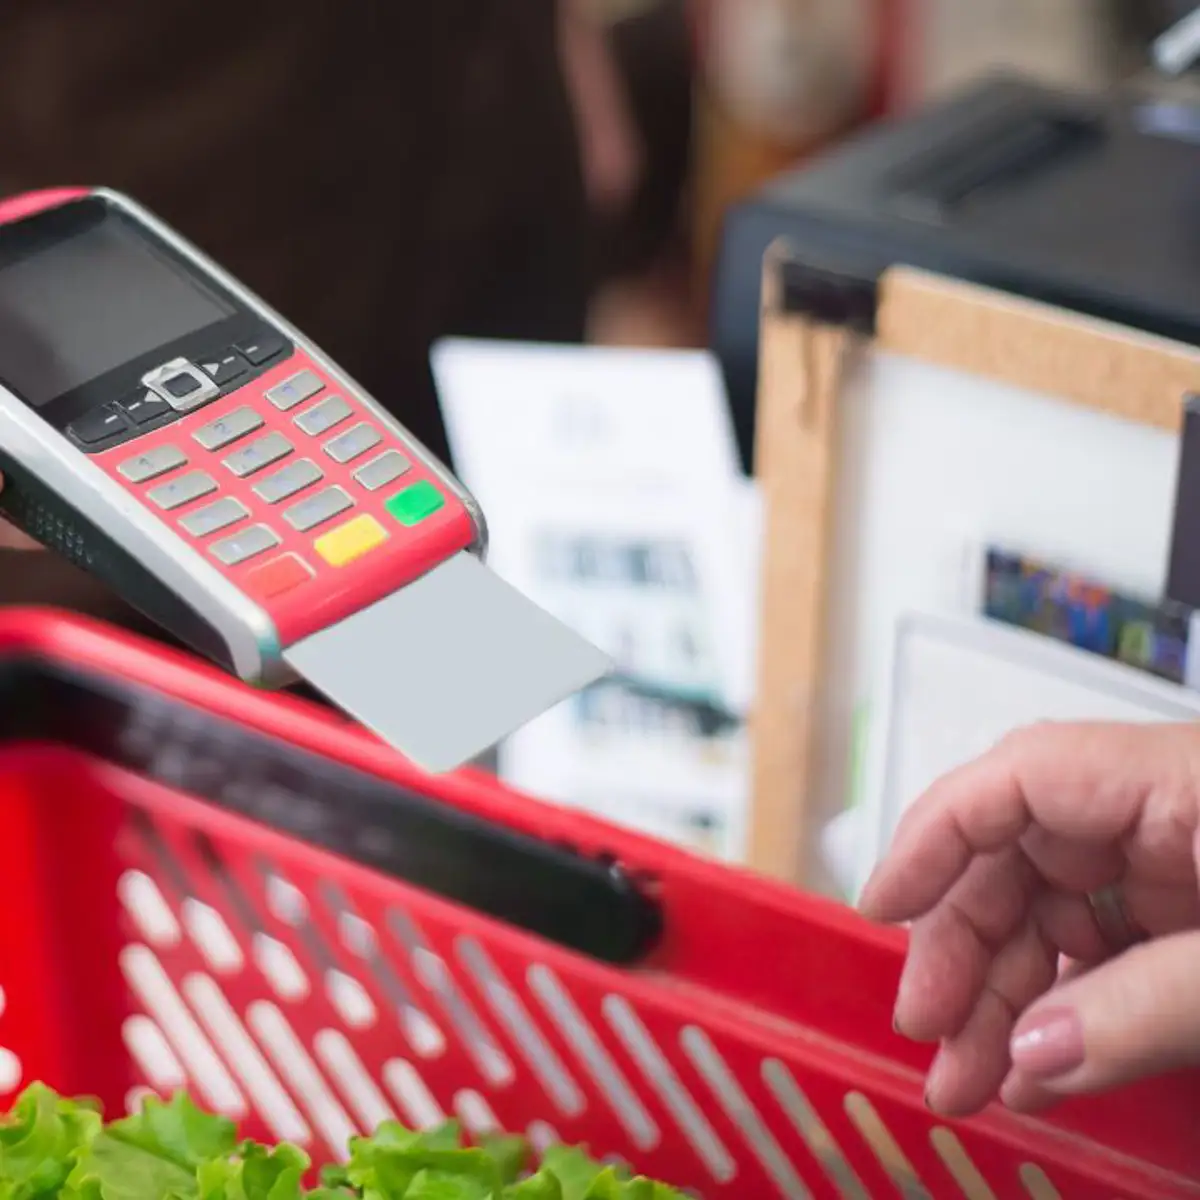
left=283, top=550, right=611, bottom=772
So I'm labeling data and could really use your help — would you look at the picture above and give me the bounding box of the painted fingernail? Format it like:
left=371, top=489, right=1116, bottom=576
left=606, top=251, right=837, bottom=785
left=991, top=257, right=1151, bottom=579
left=1010, top=1007, right=1084, bottom=1079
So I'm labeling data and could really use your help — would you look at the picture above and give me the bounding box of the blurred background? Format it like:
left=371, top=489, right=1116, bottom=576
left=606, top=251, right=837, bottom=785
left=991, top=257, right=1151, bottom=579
left=586, top=0, right=1200, bottom=350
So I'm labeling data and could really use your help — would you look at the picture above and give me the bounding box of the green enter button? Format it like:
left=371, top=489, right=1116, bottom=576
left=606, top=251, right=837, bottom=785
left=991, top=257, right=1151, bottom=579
left=386, top=480, right=445, bottom=526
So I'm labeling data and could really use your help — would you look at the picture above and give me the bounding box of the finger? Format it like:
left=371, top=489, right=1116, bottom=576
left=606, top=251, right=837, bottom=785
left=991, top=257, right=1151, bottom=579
left=894, top=848, right=1035, bottom=1042
left=999, top=1070, right=1055, bottom=1114
left=1019, top=824, right=1124, bottom=892
left=0, top=474, right=37, bottom=551
left=1006, top=930, right=1200, bottom=1099
left=0, top=525, right=37, bottom=550
left=860, top=722, right=1197, bottom=924
left=999, top=957, right=1097, bottom=1113
left=1030, top=890, right=1111, bottom=964
left=925, top=915, right=1058, bottom=1116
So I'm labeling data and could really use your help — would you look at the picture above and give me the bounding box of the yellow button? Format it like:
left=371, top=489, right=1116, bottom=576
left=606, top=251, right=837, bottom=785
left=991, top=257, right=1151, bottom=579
left=314, top=514, right=389, bottom=567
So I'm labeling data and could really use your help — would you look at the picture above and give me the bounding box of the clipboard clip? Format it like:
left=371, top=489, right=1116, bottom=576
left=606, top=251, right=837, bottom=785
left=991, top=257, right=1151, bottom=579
left=775, top=254, right=875, bottom=429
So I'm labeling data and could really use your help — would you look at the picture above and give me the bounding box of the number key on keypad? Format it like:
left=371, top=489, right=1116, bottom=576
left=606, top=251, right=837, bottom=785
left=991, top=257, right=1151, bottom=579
left=295, top=395, right=353, bottom=436
left=118, top=444, right=187, bottom=484
left=223, top=432, right=293, bottom=478
left=194, top=406, right=264, bottom=451
left=324, top=422, right=382, bottom=464
left=283, top=486, right=353, bottom=533
left=265, top=369, right=323, bottom=411
left=254, top=459, right=323, bottom=504
left=210, top=524, right=280, bottom=566
left=354, top=450, right=411, bottom=491
left=179, top=497, right=249, bottom=538
left=147, top=471, right=218, bottom=511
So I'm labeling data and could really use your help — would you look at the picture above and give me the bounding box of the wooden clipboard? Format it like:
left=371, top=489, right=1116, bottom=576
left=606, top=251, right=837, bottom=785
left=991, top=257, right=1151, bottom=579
left=749, top=240, right=1200, bottom=885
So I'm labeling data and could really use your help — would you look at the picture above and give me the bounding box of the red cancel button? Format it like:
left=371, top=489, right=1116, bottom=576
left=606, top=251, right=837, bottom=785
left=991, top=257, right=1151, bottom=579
left=245, top=553, right=314, bottom=600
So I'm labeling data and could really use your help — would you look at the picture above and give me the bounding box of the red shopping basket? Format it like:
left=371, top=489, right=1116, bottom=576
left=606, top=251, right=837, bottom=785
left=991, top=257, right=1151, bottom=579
left=0, top=610, right=1196, bottom=1198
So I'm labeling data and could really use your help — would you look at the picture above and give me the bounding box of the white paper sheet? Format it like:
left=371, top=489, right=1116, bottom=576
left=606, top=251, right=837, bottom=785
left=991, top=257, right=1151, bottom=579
left=833, top=612, right=1200, bottom=899
left=433, top=338, right=758, bottom=861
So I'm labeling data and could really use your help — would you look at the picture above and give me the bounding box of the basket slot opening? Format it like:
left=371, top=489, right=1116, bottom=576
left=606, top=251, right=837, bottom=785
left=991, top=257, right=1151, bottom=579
left=125, top=1085, right=156, bottom=1115
left=382, top=1057, right=445, bottom=1131
left=453, top=1087, right=500, bottom=1137
left=680, top=1026, right=810, bottom=1200
left=390, top=908, right=513, bottom=1087
left=181, top=900, right=243, bottom=974
left=602, top=995, right=736, bottom=1186
left=1019, top=1164, right=1063, bottom=1200
left=527, top=1119, right=561, bottom=1155
left=121, top=1015, right=184, bottom=1093
left=119, top=944, right=245, bottom=1118
left=456, top=936, right=586, bottom=1119
left=529, top=963, right=659, bottom=1153
left=247, top=1000, right=356, bottom=1160
left=314, top=1029, right=397, bottom=1134
left=318, top=880, right=443, bottom=1057
left=182, top=974, right=311, bottom=1145
left=258, top=861, right=378, bottom=1031
left=929, top=1127, right=997, bottom=1200
left=0, top=1046, right=20, bottom=1096
left=118, top=870, right=180, bottom=946
left=0, top=987, right=17, bottom=1098
left=762, top=1059, right=869, bottom=1199
left=843, top=1092, right=930, bottom=1199
left=251, top=935, right=310, bottom=1002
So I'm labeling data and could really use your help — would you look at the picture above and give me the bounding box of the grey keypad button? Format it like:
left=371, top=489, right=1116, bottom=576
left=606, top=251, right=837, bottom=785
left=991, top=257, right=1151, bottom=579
left=253, top=458, right=323, bottom=504
left=193, top=406, right=264, bottom=451
left=179, top=497, right=249, bottom=538
left=283, top=486, right=353, bottom=533
left=265, top=370, right=323, bottom=411
left=118, top=444, right=188, bottom=484
left=223, top=432, right=293, bottom=478
left=353, top=449, right=411, bottom=492
left=210, top=524, right=280, bottom=566
left=147, top=470, right=218, bottom=511
left=324, top=422, right=382, bottom=464
left=295, top=395, right=353, bottom=437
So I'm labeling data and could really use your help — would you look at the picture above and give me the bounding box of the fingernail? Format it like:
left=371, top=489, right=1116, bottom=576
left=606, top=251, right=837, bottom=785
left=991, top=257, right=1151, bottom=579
left=1010, top=1007, right=1084, bottom=1080
left=998, top=1070, right=1024, bottom=1110
left=923, top=1051, right=947, bottom=1114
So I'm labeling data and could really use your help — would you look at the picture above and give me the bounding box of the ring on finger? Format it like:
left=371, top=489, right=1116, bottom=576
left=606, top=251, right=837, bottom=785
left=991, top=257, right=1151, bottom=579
left=1086, top=882, right=1147, bottom=952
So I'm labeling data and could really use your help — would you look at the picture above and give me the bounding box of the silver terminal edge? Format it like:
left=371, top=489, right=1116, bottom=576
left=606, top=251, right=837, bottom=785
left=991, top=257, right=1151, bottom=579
left=282, top=551, right=612, bottom=773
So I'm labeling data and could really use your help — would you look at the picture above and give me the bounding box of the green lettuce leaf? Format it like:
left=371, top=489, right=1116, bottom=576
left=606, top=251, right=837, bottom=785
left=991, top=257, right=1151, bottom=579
left=64, top=1092, right=242, bottom=1200
left=502, top=1176, right=561, bottom=1200
left=1, top=1085, right=690, bottom=1200
left=0, top=1084, right=102, bottom=1200
left=533, top=1148, right=605, bottom=1200
left=196, top=1141, right=310, bottom=1200
left=105, top=1094, right=239, bottom=1170
left=476, top=1137, right=526, bottom=1186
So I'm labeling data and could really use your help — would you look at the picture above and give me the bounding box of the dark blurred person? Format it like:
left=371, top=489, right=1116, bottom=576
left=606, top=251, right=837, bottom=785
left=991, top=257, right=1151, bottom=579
left=0, top=0, right=647, bottom=631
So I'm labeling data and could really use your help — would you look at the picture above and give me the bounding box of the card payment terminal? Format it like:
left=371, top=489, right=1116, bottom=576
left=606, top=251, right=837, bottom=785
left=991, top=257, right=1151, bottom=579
left=0, top=187, right=611, bottom=771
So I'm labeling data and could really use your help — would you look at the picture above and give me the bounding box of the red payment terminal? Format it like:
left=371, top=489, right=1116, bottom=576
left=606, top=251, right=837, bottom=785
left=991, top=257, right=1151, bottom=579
left=0, top=188, right=610, bottom=770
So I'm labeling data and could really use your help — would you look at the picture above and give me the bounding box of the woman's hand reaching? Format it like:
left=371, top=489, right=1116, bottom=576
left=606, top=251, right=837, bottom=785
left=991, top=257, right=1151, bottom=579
left=860, top=721, right=1200, bottom=1117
